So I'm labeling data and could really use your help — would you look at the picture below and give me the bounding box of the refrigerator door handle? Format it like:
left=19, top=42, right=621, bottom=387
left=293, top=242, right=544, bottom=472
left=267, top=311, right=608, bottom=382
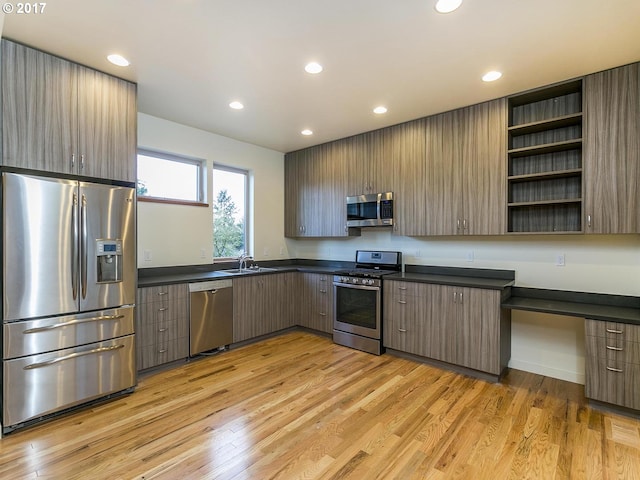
left=23, top=344, right=125, bottom=370
left=81, top=194, right=88, bottom=300
left=72, top=192, right=79, bottom=300
left=22, top=314, right=126, bottom=334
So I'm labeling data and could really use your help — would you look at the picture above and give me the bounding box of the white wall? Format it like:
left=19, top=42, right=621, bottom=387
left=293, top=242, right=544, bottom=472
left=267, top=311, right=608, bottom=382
left=137, top=113, right=287, bottom=268
left=287, top=231, right=640, bottom=384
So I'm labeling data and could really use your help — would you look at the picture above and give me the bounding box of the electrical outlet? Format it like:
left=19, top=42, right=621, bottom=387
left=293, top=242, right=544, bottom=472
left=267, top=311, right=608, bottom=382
left=200, top=248, right=206, bottom=259
left=143, top=250, right=152, bottom=262
left=466, top=250, right=474, bottom=262
left=263, top=247, right=270, bottom=257
left=555, top=254, right=565, bottom=266
left=279, top=246, right=285, bottom=256
left=415, top=249, right=421, bottom=257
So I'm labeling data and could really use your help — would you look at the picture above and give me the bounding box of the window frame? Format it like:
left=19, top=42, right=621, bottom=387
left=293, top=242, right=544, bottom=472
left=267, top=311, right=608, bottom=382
left=137, top=148, right=208, bottom=206
left=213, top=164, right=250, bottom=261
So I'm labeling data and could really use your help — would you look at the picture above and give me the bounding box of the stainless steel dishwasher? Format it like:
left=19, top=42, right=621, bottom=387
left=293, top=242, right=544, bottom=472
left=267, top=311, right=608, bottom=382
left=189, top=279, right=233, bottom=356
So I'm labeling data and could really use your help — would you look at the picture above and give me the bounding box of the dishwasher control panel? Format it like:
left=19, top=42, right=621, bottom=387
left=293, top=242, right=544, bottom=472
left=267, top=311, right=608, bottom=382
left=188, top=279, right=233, bottom=292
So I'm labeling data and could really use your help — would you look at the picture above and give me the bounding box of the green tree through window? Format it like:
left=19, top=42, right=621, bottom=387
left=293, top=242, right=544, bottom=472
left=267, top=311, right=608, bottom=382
left=213, top=189, right=244, bottom=258
left=213, top=166, right=248, bottom=259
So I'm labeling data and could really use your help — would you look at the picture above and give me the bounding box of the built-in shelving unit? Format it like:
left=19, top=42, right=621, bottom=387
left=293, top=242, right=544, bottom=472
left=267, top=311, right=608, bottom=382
left=507, top=79, right=583, bottom=233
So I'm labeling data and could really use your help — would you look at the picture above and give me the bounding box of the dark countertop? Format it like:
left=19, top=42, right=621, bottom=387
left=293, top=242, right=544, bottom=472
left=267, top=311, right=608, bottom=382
left=138, top=261, right=516, bottom=290
left=385, top=272, right=515, bottom=290
left=137, top=262, right=344, bottom=287
left=502, top=287, right=640, bottom=325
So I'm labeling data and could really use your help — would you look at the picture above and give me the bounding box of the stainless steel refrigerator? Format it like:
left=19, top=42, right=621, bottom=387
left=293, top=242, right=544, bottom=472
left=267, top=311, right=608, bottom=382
left=2, top=172, right=136, bottom=432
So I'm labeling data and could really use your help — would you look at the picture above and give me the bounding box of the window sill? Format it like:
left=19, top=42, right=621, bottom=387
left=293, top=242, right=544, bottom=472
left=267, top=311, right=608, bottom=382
left=138, top=196, right=209, bottom=207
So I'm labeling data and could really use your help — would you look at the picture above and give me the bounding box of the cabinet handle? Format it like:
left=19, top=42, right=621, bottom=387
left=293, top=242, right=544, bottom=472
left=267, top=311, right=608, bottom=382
left=397, top=300, right=407, bottom=304
left=463, top=219, right=468, bottom=231
left=158, top=328, right=168, bottom=332
left=459, top=292, right=463, bottom=303
left=453, top=292, right=457, bottom=303
left=319, top=312, right=327, bottom=316
left=319, top=289, right=327, bottom=293
left=606, top=328, right=623, bottom=334
left=158, top=349, right=167, bottom=353
left=80, top=154, right=85, bottom=170
left=457, top=219, right=461, bottom=231
left=606, top=345, right=623, bottom=351
left=587, top=215, right=592, bottom=228
left=398, top=328, right=407, bottom=333
left=606, top=366, right=623, bottom=373
left=157, top=291, right=168, bottom=296
left=398, top=286, right=407, bottom=290
left=158, top=307, right=168, bottom=312
left=71, top=153, right=76, bottom=169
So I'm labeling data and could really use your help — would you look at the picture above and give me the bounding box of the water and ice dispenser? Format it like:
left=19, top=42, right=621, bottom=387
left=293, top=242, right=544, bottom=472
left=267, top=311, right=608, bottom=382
left=96, top=239, right=123, bottom=283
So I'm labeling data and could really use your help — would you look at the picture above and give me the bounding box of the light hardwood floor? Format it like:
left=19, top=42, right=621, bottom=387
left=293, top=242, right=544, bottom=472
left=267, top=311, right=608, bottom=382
left=1, top=331, right=639, bottom=479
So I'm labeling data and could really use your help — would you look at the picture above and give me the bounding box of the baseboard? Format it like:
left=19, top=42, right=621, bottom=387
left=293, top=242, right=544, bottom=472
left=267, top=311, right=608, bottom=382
left=508, top=358, right=585, bottom=385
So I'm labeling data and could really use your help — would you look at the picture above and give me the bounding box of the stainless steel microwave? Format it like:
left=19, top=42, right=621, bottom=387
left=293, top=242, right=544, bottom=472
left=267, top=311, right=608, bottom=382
left=346, top=192, right=394, bottom=227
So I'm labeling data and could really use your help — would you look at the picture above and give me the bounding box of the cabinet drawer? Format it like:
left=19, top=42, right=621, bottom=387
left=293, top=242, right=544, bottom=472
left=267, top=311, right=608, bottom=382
left=136, top=301, right=187, bottom=326
left=155, top=318, right=189, bottom=343
left=137, top=284, right=188, bottom=306
left=139, top=337, right=188, bottom=370
left=585, top=319, right=640, bottom=342
left=585, top=335, right=640, bottom=365
left=585, top=354, right=640, bottom=410
left=387, top=281, right=424, bottom=298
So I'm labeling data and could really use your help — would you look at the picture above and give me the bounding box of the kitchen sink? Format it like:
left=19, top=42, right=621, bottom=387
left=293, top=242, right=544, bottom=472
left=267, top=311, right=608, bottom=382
left=219, top=267, right=278, bottom=275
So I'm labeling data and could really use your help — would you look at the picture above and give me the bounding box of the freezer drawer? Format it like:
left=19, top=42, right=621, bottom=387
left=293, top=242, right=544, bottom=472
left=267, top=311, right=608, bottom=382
left=2, top=334, right=135, bottom=428
left=3, top=307, right=135, bottom=359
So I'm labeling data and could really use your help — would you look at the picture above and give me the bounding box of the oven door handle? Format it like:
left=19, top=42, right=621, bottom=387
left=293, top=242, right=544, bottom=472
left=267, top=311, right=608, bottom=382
left=333, top=282, right=380, bottom=291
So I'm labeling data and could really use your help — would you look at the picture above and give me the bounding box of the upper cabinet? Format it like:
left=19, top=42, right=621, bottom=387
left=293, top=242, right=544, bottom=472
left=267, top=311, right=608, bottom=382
left=506, top=80, right=584, bottom=234
left=284, top=141, right=352, bottom=238
left=346, top=129, right=395, bottom=196
left=424, top=99, right=506, bottom=236
left=385, top=119, right=426, bottom=236
left=583, top=63, right=640, bottom=234
left=1, top=40, right=137, bottom=183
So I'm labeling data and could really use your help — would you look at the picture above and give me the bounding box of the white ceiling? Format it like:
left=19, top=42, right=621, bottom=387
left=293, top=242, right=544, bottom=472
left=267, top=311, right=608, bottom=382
left=3, top=0, right=640, bottom=153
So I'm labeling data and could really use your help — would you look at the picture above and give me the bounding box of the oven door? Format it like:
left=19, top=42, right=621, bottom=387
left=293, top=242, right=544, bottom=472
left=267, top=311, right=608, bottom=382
left=333, top=281, right=381, bottom=339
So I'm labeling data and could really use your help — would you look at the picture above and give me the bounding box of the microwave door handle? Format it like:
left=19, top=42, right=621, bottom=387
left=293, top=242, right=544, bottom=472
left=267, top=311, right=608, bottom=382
left=376, top=193, right=382, bottom=222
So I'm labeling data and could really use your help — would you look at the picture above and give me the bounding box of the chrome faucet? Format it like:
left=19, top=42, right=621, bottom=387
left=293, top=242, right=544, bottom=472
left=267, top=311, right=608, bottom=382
left=237, top=253, right=253, bottom=272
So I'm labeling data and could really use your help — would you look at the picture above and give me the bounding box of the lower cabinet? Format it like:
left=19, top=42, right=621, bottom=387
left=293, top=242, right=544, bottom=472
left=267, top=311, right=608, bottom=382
left=297, top=273, right=334, bottom=334
left=136, top=284, right=189, bottom=371
left=585, top=319, right=640, bottom=410
left=233, top=273, right=297, bottom=342
left=383, top=280, right=509, bottom=376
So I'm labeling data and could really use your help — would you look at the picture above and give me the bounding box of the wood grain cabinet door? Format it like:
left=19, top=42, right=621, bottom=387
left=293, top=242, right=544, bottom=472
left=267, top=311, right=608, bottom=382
left=584, top=62, right=640, bottom=234
left=77, top=66, right=137, bottom=182
left=455, top=288, right=501, bottom=374
left=461, top=99, right=507, bottom=235
left=1, top=40, right=78, bottom=174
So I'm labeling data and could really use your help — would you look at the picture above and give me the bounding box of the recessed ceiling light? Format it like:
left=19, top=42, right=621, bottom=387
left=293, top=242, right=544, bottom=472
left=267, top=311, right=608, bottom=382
left=435, top=0, right=462, bottom=13
left=229, top=101, right=244, bottom=110
left=107, top=54, right=130, bottom=67
left=482, top=70, right=503, bottom=82
left=301, top=129, right=313, bottom=136
left=373, top=106, right=388, bottom=114
left=304, top=62, right=323, bottom=74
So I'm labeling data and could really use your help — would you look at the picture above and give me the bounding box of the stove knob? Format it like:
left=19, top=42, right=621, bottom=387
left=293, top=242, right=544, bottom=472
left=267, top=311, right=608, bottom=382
left=367, top=279, right=374, bottom=286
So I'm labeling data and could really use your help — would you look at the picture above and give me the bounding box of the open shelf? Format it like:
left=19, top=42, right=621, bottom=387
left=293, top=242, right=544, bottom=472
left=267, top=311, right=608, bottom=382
left=508, top=139, right=582, bottom=158
left=508, top=198, right=582, bottom=208
left=508, top=113, right=583, bottom=136
left=507, top=79, right=583, bottom=233
left=508, top=168, right=583, bottom=182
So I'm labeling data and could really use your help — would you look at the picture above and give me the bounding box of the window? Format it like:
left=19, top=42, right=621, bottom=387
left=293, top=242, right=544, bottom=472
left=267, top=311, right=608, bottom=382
left=137, top=149, right=206, bottom=205
left=213, top=166, right=248, bottom=259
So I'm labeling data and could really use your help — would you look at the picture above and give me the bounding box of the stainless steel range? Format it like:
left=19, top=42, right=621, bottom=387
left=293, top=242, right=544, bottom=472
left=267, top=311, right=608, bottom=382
left=333, top=250, right=402, bottom=355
